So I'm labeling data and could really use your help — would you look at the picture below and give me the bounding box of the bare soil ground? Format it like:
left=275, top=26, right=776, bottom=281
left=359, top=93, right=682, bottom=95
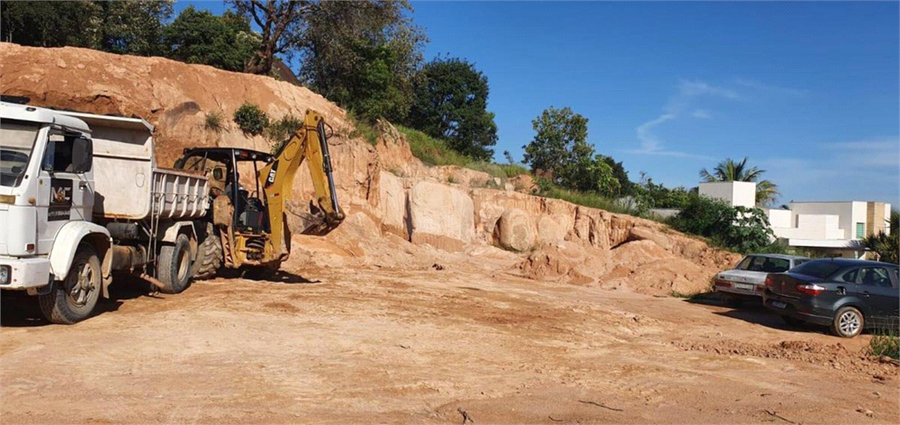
left=2, top=256, right=897, bottom=424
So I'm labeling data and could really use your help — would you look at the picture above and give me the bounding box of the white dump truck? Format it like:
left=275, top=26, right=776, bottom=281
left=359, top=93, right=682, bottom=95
left=0, top=101, right=209, bottom=323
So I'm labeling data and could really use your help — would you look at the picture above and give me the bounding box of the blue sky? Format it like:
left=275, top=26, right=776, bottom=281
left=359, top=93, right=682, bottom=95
left=176, top=1, right=900, bottom=206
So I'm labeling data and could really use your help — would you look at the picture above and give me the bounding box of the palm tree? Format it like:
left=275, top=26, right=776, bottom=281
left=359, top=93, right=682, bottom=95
left=862, top=210, right=899, bottom=263
left=700, top=157, right=780, bottom=206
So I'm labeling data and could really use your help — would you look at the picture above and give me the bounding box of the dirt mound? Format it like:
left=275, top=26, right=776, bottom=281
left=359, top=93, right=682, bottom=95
left=675, top=339, right=899, bottom=377
left=1, top=43, right=739, bottom=295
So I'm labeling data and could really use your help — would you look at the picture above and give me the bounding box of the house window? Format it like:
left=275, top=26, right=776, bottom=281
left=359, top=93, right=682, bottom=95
left=856, top=222, right=865, bottom=238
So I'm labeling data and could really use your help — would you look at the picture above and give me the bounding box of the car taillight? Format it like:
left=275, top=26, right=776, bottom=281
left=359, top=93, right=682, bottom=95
left=715, top=279, right=732, bottom=287
left=796, top=284, right=826, bottom=296
left=765, top=276, right=775, bottom=288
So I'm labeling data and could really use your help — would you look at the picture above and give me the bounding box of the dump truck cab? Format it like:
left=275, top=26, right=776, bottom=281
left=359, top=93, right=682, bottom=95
left=0, top=102, right=101, bottom=292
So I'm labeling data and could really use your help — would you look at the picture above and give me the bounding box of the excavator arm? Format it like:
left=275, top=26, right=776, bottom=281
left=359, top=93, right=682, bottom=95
left=258, top=110, right=345, bottom=258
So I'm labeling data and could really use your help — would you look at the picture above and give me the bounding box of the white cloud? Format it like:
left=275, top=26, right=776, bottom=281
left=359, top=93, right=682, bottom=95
left=629, top=79, right=739, bottom=159
left=823, top=137, right=899, bottom=167
left=735, top=78, right=806, bottom=96
left=691, top=109, right=711, bottom=119
left=678, top=80, right=741, bottom=100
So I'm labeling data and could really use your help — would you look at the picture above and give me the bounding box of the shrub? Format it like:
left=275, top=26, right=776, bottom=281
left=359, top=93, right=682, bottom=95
left=233, top=102, right=269, bottom=135
left=204, top=111, right=223, bottom=132
left=266, top=114, right=303, bottom=153
left=667, top=195, right=774, bottom=253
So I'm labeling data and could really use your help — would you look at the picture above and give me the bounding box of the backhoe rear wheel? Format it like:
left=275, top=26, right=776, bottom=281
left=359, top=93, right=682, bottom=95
left=191, top=223, right=223, bottom=280
left=158, top=234, right=193, bottom=294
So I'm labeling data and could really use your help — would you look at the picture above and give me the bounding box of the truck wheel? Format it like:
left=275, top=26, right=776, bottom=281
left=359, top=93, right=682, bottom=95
left=191, top=223, right=223, bottom=280
left=832, top=306, right=864, bottom=338
left=38, top=245, right=101, bottom=324
left=158, top=234, right=192, bottom=294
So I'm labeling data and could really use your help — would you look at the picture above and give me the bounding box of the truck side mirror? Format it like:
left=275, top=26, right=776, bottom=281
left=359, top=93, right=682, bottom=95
left=71, top=136, right=93, bottom=173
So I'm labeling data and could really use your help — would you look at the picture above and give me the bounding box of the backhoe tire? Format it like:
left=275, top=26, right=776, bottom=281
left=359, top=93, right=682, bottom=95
left=192, top=223, right=223, bottom=280
left=39, top=245, right=101, bottom=324
left=158, top=234, right=193, bottom=294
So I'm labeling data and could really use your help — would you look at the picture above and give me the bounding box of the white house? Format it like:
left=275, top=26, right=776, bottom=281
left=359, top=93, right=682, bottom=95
left=765, top=201, right=891, bottom=258
left=697, top=181, right=891, bottom=258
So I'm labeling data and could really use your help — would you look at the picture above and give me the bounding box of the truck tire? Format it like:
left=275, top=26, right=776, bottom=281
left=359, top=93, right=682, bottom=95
left=191, top=224, right=223, bottom=280
left=157, top=234, right=193, bottom=294
left=39, top=245, right=101, bottom=324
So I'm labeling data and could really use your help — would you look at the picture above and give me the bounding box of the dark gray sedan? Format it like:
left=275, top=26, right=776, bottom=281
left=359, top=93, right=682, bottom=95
left=763, top=259, right=900, bottom=338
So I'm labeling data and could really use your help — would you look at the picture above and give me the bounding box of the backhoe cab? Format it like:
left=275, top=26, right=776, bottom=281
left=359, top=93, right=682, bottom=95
left=174, top=110, right=344, bottom=272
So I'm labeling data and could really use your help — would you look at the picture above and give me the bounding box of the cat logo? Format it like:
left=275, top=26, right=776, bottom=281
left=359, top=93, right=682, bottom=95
left=265, top=160, right=279, bottom=188
left=52, top=186, right=68, bottom=203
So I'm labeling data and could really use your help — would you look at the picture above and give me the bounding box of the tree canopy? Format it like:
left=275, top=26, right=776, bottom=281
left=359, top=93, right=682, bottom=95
left=523, top=106, right=623, bottom=196
left=406, top=57, right=498, bottom=160
left=164, top=6, right=258, bottom=72
left=227, top=0, right=307, bottom=75
left=1, top=0, right=173, bottom=55
left=298, top=0, right=425, bottom=122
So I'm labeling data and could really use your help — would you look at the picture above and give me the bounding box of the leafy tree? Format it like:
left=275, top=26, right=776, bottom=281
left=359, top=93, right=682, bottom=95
left=228, top=0, right=308, bottom=74
left=299, top=0, right=425, bottom=122
left=600, top=155, right=632, bottom=195
left=863, top=210, right=899, bottom=263
left=523, top=106, right=590, bottom=180
left=700, top=157, right=780, bottom=207
left=96, top=0, right=173, bottom=56
left=163, top=6, right=257, bottom=72
left=668, top=195, right=774, bottom=253
left=1, top=0, right=172, bottom=56
left=406, top=57, right=498, bottom=160
left=523, top=106, right=626, bottom=196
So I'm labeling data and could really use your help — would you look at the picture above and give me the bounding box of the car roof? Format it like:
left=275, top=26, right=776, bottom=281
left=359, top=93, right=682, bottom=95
left=802, top=258, right=898, bottom=268
left=744, top=254, right=809, bottom=260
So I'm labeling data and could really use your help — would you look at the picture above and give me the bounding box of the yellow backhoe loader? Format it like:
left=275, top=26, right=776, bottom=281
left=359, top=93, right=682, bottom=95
left=173, top=110, right=345, bottom=277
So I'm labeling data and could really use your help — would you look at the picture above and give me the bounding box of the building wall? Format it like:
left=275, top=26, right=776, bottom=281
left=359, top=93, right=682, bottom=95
left=788, top=202, right=869, bottom=240
left=699, top=181, right=756, bottom=208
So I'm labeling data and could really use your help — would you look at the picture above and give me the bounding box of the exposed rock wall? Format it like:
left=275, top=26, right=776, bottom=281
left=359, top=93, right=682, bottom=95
left=0, top=43, right=740, bottom=295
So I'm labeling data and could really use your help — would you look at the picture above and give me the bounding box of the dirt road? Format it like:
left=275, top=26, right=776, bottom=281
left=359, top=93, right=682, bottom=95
left=2, top=257, right=897, bottom=424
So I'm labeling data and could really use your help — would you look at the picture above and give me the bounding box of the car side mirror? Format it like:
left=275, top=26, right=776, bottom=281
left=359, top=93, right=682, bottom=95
left=71, top=136, right=93, bottom=173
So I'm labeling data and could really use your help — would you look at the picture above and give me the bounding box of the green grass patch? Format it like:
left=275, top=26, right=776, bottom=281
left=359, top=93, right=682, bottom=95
left=869, top=331, right=899, bottom=360
left=204, top=111, right=224, bottom=132
left=537, top=183, right=634, bottom=215
left=347, top=110, right=379, bottom=146
left=396, top=124, right=470, bottom=166
left=265, top=114, right=303, bottom=153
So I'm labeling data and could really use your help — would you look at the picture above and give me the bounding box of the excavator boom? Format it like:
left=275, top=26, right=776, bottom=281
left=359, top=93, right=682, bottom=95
left=258, top=110, right=345, bottom=258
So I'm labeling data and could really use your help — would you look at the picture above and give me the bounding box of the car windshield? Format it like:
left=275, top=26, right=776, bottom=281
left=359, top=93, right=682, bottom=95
left=735, top=256, right=791, bottom=273
left=791, top=261, right=843, bottom=279
left=1, top=120, right=40, bottom=187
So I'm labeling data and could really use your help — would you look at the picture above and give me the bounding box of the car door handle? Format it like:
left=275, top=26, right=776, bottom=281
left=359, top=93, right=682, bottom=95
left=862, top=291, right=870, bottom=297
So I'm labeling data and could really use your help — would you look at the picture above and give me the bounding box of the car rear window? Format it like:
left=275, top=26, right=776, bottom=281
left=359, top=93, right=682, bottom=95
left=735, top=256, right=790, bottom=272
left=791, top=261, right=843, bottom=279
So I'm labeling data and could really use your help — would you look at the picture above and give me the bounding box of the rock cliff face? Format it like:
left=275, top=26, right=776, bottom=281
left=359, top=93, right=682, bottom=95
left=0, top=43, right=739, bottom=295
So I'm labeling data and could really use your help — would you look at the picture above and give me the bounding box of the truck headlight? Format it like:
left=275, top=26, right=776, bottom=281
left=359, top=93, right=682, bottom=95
left=0, top=265, right=10, bottom=285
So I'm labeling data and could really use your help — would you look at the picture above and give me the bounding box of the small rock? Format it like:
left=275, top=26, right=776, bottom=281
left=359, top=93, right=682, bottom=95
left=856, top=407, right=874, bottom=418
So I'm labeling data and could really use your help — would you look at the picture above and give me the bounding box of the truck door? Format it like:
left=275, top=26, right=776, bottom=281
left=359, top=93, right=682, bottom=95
left=36, top=129, right=94, bottom=253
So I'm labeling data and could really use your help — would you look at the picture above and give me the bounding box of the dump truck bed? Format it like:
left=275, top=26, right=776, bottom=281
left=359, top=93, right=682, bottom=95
left=56, top=110, right=208, bottom=220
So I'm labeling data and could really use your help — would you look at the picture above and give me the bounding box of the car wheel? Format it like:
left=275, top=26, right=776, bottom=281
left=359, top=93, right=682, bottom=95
left=831, top=306, right=864, bottom=338
left=780, top=315, right=805, bottom=327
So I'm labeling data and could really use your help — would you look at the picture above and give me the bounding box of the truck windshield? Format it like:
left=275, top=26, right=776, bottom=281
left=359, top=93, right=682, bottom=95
left=1, top=120, right=40, bottom=187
